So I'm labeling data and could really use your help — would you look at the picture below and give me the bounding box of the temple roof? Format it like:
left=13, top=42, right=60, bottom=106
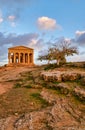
left=8, top=45, right=33, bottom=50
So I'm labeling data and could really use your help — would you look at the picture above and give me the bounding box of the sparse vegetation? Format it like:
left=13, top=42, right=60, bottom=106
left=14, top=82, right=22, bottom=88
left=0, top=87, right=49, bottom=118
left=23, top=84, right=32, bottom=88
left=30, top=93, right=49, bottom=107
left=0, top=64, right=85, bottom=130
left=80, top=77, right=85, bottom=86
left=44, top=63, right=58, bottom=70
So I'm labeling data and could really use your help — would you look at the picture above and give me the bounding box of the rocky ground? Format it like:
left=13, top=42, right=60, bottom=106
left=0, top=65, right=85, bottom=130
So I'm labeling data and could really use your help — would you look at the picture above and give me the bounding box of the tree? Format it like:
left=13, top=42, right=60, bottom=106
left=37, top=51, right=52, bottom=64
left=38, top=42, right=78, bottom=66
left=50, top=42, right=78, bottom=65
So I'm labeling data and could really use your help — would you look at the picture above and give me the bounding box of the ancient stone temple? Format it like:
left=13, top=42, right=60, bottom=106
left=8, top=46, right=34, bottom=66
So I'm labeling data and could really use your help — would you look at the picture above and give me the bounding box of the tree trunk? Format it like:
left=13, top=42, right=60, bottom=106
left=57, top=59, right=60, bottom=66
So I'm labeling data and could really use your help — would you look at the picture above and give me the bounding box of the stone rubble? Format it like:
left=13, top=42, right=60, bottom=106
left=41, top=71, right=82, bottom=82
left=73, top=87, right=85, bottom=101
left=41, top=71, right=85, bottom=101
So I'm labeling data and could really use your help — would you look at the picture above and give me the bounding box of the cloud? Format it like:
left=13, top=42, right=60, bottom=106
left=28, top=39, right=44, bottom=50
left=0, top=9, right=19, bottom=27
left=0, top=31, right=47, bottom=65
left=0, top=18, right=3, bottom=23
left=7, top=15, right=17, bottom=27
left=59, top=30, right=85, bottom=48
left=37, top=16, right=61, bottom=31
left=80, top=51, right=85, bottom=55
left=11, top=22, right=16, bottom=27
left=8, top=15, right=16, bottom=21
left=0, top=0, right=35, bottom=24
left=76, top=30, right=85, bottom=36
left=75, top=30, right=85, bottom=45
left=51, top=37, right=71, bottom=46
left=66, top=55, right=83, bottom=62
left=0, top=11, right=3, bottom=23
left=0, top=32, right=39, bottom=46
left=53, top=30, right=85, bottom=48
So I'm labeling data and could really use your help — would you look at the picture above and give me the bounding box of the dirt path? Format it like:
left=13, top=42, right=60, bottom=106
left=0, top=82, right=14, bottom=95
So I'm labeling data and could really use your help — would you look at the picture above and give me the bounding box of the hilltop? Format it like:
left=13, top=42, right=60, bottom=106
left=0, top=63, right=85, bottom=130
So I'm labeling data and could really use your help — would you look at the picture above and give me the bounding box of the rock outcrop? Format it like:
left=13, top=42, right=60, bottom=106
left=41, top=71, right=82, bottom=82
left=41, top=71, right=85, bottom=101
left=73, top=87, right=85, bottom=101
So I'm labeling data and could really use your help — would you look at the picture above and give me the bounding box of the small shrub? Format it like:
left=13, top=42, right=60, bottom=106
left=82, top=63, right=85, bottom=68
left=42, top=82, right=48, bottom=87
left=26, top=75, right=33, bottom=80
left=31, top=93, right=40, bottom=98
left=30, top=93, right=49, bottom=107
left=23, top=84, right=32, bottom=88
left=44, top=63, right=58, bottom=70
left=80, top=77, right=85, bottom=86
left=14, top=83, right=22, bottom=88
left=52, top=81, right=61, bottom=84
left=73, top=94, right=85, bottom=103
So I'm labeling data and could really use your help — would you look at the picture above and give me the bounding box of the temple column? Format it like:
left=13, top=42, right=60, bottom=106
left=8, top=53, right=11, bottom=64
left=23, top=53, right=25, bottom=64
left=29, top=53, right=33, bottom=64
left=32, top=53, right=34, bottom=64
left=28, top=53, right=29, bottom=64
left=14, top=53, right=16, bottom=63
left=25, top=53, right=28, bottom=63
left=32, top=53, right=33, bottom=64
left=19, top=53, right=20, bottom=63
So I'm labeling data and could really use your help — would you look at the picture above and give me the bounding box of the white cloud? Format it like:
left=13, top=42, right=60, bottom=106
left=64, top=38, right=71, bottom=44
left=0, top=18, right=3, bottom=23
left=28, top=38, right=44, bottom=51
left=76, top=30, right=85, bottom=36
left=7, top=15, right=17, bottom=27
left=11, top=22, right=16, bottom=27
left=37, top=16, right=61, bottom=31
left=8, top=15, right=16, bottom=21
left=29, top=39, right=38, bottom=46
left=67, top=55, right=85, bottom=62
left=0, top=11, right=3, bottom=23
left=0, top=32, right=39, bottom=46
left=75, top=30, right=85, bottom=45
left=28, top=39, right=38, bottom=49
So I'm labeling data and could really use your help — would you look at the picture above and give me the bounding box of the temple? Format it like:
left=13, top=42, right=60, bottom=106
left=8, top=46, right=34, bottom=66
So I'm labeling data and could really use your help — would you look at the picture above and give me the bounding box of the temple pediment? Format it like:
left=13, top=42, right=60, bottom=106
left=8, top=46, right=33, bottom=50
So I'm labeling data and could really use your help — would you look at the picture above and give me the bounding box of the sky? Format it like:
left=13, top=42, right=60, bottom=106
left=0, top=0, right=85, bottom=65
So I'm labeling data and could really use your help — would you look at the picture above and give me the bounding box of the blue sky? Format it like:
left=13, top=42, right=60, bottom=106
left=0, top=0, right=85, bottom=65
